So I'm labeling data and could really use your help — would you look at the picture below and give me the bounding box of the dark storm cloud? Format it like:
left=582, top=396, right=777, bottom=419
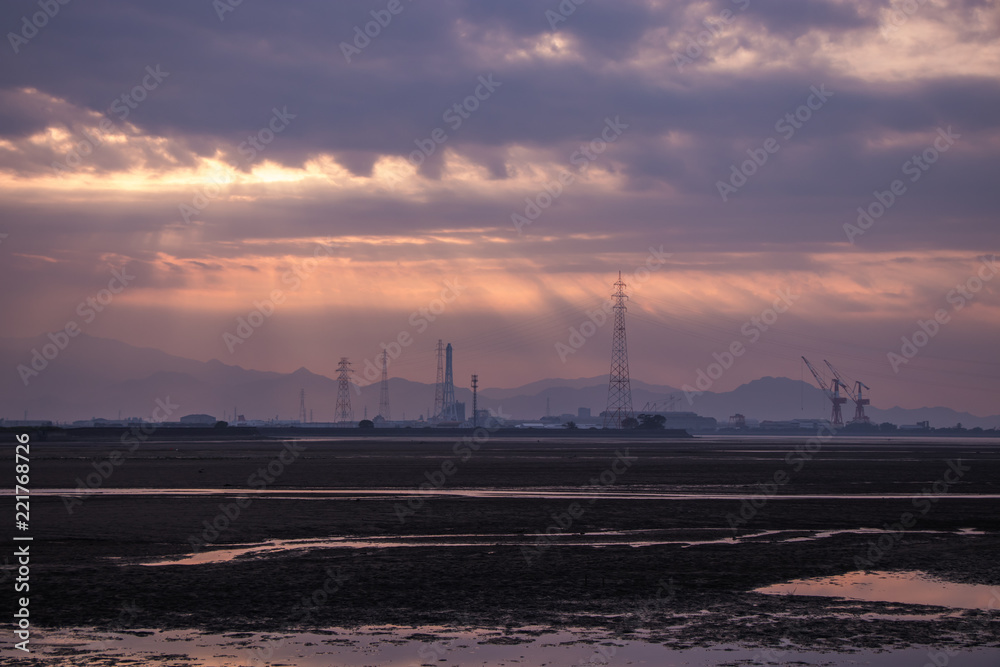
left=0, top=0, right=986, bottom=170
left=0, top=0, right=997, bottom=255
left=743, top=0, right=876, bottom=37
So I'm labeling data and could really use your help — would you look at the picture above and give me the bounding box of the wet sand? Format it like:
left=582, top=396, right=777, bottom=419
left=4, top=435, right=999, bottom=662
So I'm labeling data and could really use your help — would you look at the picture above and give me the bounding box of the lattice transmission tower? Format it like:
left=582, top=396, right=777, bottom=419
left=603, top=272, right=634, bottom=429
left=298, top=388, right=307, bottom=423
left=335, top=357, right=354, bottom=425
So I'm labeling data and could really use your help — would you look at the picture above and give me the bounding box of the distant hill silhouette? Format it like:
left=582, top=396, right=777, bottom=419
left=0, top=335, right=996, bottom=428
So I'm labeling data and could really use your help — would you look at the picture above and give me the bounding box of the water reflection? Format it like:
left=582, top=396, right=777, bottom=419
left=19, top=487, right=1000, bottom=500
left=755, top=570, right=1000, bottom=610
left=16, top=625, right=1000, bottom=667
left=140, top=529, right=984, bottom=567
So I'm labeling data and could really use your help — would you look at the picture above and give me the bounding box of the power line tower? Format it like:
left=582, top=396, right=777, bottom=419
left=471, top=374, right=479, bottom=428
left=335, top=357, right=354, bottom=425
left=378, top=350, right=391, bottom=421
left=432, top=340, right=445, bottom=420
left=298, top=388, right=307, bottom=423
left=603, top=271, right=634, bottom=429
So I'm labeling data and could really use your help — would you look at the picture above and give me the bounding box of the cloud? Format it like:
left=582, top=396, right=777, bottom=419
left=0, top=0, right=997, bottom=414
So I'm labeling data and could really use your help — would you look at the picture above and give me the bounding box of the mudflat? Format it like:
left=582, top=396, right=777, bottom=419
left=7, top=435, right=1000, bottom=652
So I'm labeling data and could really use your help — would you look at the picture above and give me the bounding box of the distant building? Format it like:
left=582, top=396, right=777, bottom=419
left=1, top=419, right=53, bottom=428
left=473, top=409, right=505, bottom=429
left=900, top=421, right=931, bottom=430
left=179, top=413, right=217, bottom=425
left=577, top=407, right=591, bottom=419
left=759, top=418, right=831, bottom=430
left=643, top=411, right=718, bottom=432
left=70, top=417, right=145, bottom=427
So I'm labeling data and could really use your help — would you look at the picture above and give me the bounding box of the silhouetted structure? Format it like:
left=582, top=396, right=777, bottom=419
left=824, top=360, right=871, bottom=424
left=802, top=356, right=846, bottom=426
left=335, top=357, right=353, bottom=425
left=378, top=351, right=391, bottom=421
left=471, top=374, right=479, bottom=428
left=603, top=272, right=634, bottom=429
left=433, top=340, right=445, bottom=419
left=440, top=343, right=459, bottom=421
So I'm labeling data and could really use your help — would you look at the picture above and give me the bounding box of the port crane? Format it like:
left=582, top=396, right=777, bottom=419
left=824, top=360, right=871, bottom=424
left=801, top=356, right=847, bottom=426
left=642, top=394, right=679, bottom=413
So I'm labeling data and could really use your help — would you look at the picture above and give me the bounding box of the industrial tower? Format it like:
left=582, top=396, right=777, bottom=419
left=802, top=356, right=846, bottom=426
left=433, top=340, right=445, bottom=420
left=471, top=374, right=479, bottom=428
left=298, top=388, right=307, bottom=424
left=824, top=360, right=870, bottom=424
left=603, top=272, right=634, bottom=429
left=377, top=351, right=391, bottom=421
left=335, top=357, right=354, bottom=425
left=440, top=343, right=459, bottom=421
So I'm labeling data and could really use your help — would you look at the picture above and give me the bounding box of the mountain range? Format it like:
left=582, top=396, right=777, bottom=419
left=1, top=334, right=997, bottom=428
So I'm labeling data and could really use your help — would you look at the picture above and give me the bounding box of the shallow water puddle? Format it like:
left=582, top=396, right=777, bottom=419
left=8, top=626, right=1000, bottom=667
left=755, top=570, right=1000, bottom=610
left=139, top=529, right=986, bottom=566
left=20, top=487, right=1000, bottom=500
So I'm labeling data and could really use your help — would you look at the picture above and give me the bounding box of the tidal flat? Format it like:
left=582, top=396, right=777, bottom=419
left=4, top=435, right=999, bottom=665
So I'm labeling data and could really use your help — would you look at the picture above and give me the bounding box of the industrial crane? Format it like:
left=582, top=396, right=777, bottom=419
left=824, top=360, right=870, bottom=424
left=801, top=356, right=847, bottom=426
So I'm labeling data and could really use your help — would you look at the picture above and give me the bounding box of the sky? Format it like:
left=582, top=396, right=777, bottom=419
left=0, top=0, right=998, bottom=415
